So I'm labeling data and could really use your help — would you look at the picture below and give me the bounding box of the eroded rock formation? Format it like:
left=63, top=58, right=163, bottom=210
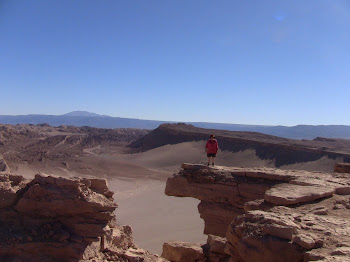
left=162, top=241, right=205, bottom=262
left=164, top=163, right=350, bottom=262
left=0, top=157, right=165, bottom=262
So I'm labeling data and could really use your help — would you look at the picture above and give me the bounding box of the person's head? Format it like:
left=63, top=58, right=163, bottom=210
left=210, top=134, right=215, bottom=140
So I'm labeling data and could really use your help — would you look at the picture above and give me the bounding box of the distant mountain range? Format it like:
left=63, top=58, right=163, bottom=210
left=1, top=111, right=350, bottom=140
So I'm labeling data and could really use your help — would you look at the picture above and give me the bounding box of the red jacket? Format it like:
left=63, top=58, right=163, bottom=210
left=206, top=139, right=219, bottom=154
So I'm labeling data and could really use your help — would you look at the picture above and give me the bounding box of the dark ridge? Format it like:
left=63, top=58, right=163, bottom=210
left=130, top=124, right=350, bottom=167
left=313, top=137, right=337, bottom=142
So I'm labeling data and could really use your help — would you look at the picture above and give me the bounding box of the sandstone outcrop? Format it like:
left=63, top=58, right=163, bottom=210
left=164, top=163, right=350, bottom=262
left=162, top=241, right=205, bottom=262
left=0, top=157, right=165, bottom=262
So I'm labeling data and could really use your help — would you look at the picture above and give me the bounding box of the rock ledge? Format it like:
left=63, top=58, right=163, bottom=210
left=164, top=163, right=350, bottom=262
left=0, top=158, right=165, bottom=262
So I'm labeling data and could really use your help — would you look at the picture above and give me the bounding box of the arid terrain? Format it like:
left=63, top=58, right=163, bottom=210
left=1, top=123, right=350, bottom=256
left=163, top=163, right=350, bottom=262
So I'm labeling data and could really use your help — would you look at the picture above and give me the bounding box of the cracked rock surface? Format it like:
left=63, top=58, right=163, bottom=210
left=165, top=163, right=350, bottom=262
left=0, top=156, right=166, bottom=262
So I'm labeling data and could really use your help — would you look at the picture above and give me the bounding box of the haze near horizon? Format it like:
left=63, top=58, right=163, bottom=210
left=1, top=0, right=349, bottom=125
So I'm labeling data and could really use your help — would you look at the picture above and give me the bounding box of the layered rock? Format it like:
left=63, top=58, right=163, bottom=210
left=335, top=163, right=350, bottom=174
left=165, top=163, right=350, bottom=262
left=0, top=157, right=165, bottom=262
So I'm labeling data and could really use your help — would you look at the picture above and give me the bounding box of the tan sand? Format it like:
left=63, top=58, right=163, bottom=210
left=116, top=141, right=275, bottom=173
left=280, top=156, right=343, bottom=173
left=109, top=178, right=206, bottom=254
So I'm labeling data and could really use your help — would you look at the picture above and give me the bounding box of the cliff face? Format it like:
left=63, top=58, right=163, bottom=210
left=165, top=163, right=350, bottom=262
left=0, top=157, right=165, bottom=262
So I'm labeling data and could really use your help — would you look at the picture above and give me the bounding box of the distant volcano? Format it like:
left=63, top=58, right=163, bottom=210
left=62, top=111, right=109, bottom=117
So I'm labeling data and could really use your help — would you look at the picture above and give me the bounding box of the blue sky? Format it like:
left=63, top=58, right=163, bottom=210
left=1, top=0, right=349, bottom=126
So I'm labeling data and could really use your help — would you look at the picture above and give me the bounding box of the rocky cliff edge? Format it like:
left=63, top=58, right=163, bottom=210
left=0, top=155, right=166, bottom=262
left=164, top=163, right=350, bottom=262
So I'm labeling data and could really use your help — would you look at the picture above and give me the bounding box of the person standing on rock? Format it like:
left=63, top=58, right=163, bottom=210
left=205, top=134, right=219, bottom=166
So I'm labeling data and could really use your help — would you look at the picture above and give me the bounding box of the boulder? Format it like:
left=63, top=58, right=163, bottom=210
left=207, top=235, right=227, bottom=255
left=162, top=241, right=205, bottom=262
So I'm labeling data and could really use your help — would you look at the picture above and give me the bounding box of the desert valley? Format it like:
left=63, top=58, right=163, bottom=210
left=1, top=122, right=350, bottom=261
left=3, top=1, right=350, bottom=260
